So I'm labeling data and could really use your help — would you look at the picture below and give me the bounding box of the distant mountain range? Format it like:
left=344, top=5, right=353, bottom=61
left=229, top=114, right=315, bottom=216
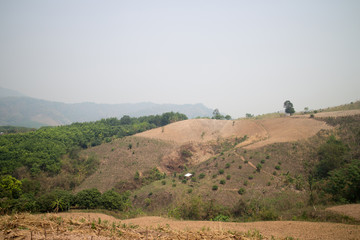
left=0, top=87, right=213, bottom=127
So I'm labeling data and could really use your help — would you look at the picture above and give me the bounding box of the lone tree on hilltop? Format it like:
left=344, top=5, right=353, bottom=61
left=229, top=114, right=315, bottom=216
left=283, top=100, right=295, bottom=115
left=212, top=109, right=224, bottom=120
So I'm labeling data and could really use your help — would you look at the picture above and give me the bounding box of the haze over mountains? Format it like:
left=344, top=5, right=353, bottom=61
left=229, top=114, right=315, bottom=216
left=0, top=87, right=213, bottom=127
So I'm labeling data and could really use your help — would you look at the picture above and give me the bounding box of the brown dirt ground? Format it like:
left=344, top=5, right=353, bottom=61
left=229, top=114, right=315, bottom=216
left=326, top=204, right=360, bottom=221
left=2, top=213, right=360, bottom=240
left=136, top=118, right=331, bottom=150
left=293, top=109, right=360, bottom=118
left=121, top=215, right=360, bottom=240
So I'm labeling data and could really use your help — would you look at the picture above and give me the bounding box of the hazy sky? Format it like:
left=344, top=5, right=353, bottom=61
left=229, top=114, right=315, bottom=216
left=1, top=1, right=359, bottom=118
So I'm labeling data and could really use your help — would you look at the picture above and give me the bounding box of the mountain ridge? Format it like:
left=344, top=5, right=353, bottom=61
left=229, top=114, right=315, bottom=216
left=0, top=87, right=213, bottom=127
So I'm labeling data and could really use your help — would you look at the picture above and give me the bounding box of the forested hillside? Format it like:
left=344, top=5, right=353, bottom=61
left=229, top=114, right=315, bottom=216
left=0, top=112, right=187, bottom=213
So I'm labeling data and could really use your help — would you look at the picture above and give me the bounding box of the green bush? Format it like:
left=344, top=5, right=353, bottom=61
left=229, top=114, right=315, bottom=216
left=75, top=188, right=101, bottom=209
left=256, top=164, right=262, bottom=172
left=238, top=188, right=245, bottom=195
left=275, top=165, right=281, bottom=170
left=212, top=185, right=218, bottom=191
left=101, top=190, right=130, bottom=211
left=220, top=180, right=226, bottom=185
left=315, top=135, right=347, bottom=178
left=225, top=163, right=230, bottom=168
left=218, top=169, right=224, bottom=174
left=212, top=214, right=229, bottom=222
left=226, top=174, right=231, bottom=180
left=199, top=173, right=206, bottom=179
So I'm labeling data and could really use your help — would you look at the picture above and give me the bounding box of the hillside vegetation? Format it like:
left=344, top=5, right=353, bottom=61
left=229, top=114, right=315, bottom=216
left=0, top=105, right=360, bottom=228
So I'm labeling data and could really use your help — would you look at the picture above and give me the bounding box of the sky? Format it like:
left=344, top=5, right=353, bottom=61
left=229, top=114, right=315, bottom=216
left=0, top=0, right=359, bottom=118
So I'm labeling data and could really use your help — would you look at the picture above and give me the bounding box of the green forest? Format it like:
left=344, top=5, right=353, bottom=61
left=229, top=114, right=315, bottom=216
left=0, top=112, right=187, bottom=213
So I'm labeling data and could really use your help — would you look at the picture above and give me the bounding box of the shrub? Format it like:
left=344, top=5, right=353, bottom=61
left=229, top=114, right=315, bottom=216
left=256, top=164, right=262, bottom=172
left=182, top=179, right=187, bottom=184
left=144, top=198, right=151, bottom=207
left=226, top=174, right=231, bottom=180
left=261, top=159, right=265, bottom=164
left=266, top=155, right=270, bottom=159
left=275, top=165, right=281, bottom=170
left=212, top=214, right=230, bottom=222
left=220, top=180, right=226, bottom=185
left=238, top=165, right=242, bottom=169
left=199, top=173, right=206, bottom=179
left=244, top=160, right=248, bottom=163
left=218, top=169, right=224, bottom=174
left=212, top=174, right=218, bottom=178
left=238, top=188, right=245, bottom=195
left=248, top=175, right=254, bottom=180
left=161, top=180, right=166, bottom=185
left=225, top=163, right=230, bottom=168
left=243, top=180, right=248, bottom=186
left=172, top=183, right=176, bottom=187
left=181, top=149, right=193, bottom=159
left=134, top=171, right=140, bottom=181
left=212, top=185, right=218, bottom=191
left=187, top=189, right=193, bottom=194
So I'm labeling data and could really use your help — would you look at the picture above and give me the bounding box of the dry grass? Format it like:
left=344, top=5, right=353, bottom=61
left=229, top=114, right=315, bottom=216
left=0, top=213, right=269, bottom=239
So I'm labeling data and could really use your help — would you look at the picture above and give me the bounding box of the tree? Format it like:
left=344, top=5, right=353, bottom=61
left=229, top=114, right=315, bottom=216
left=212, top=109, right=224, bottom=120
left=283, top=100, right=295, bottom=115
left=225, top=115, right=231, bottom=120
left=0, top=175, right=22, bottom=199
left=315, top=135, right=347, bottom=178
left=245, top=113, right=254, bottom=118
left=75, top=188, right=101, bottom=209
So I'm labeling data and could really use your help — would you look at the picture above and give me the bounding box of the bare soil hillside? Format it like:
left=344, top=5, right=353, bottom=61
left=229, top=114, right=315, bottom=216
left=326, top=204, right=360, bottom=221
left=136, top=118, right=331, bottom=150
left=294, top=109, right=360, bottom=118
left=76, top=136, right=177, bottom=192
left=2, top=213, right=360, bottom=240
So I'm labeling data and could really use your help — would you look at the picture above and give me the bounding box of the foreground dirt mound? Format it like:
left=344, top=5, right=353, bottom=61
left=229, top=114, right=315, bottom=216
left=326, top=204, right=360, bottom=221
left=136, top=118, right=331, bottom=149
left=2, top=213, right=360, bottom=240
left=123, top=216, right=360, bottom=240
